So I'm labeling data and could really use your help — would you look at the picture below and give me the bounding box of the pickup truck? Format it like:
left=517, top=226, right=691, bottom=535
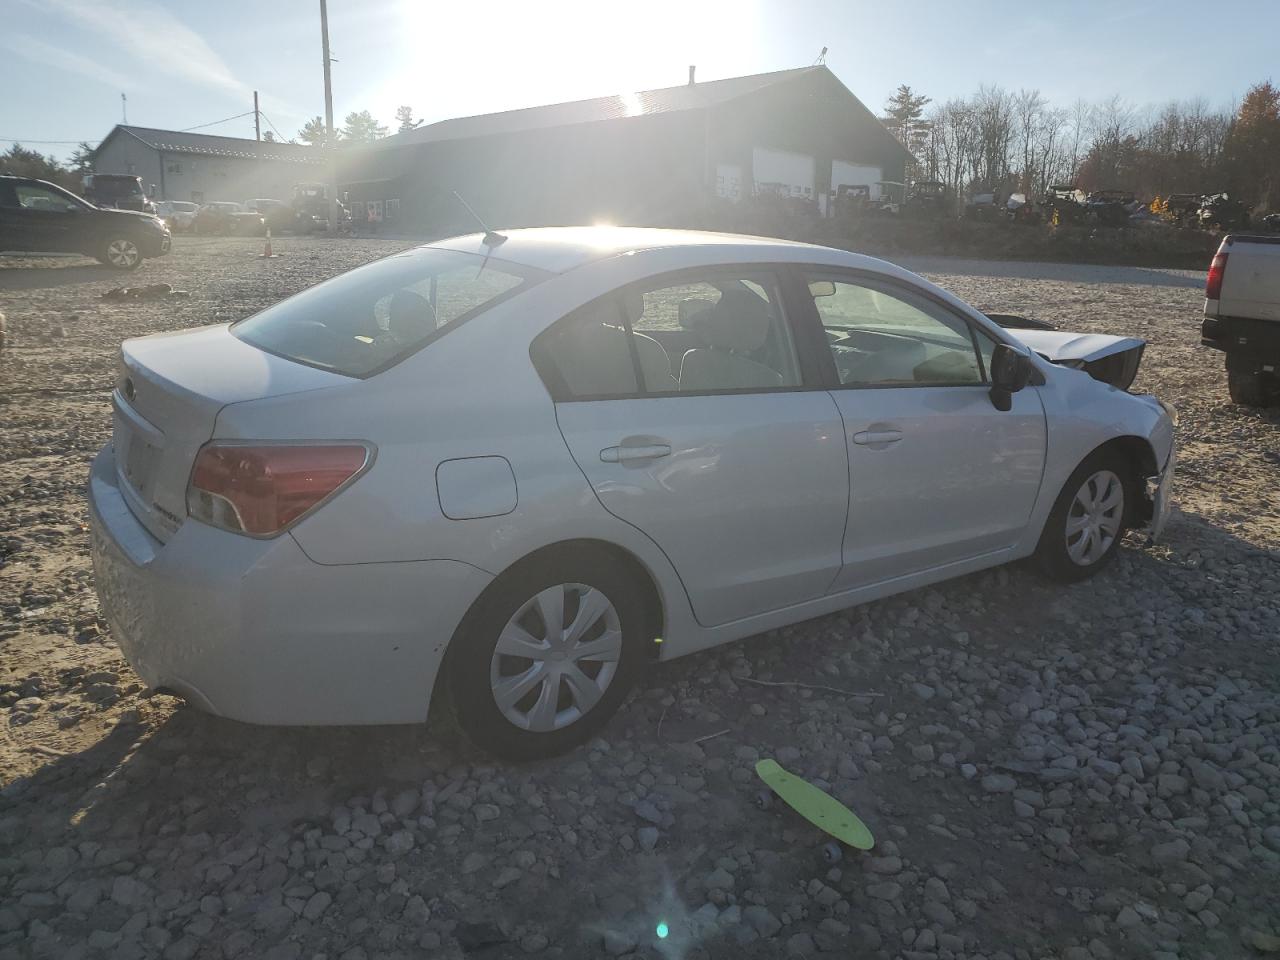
left=1201, top=234, right=1280, bottom=406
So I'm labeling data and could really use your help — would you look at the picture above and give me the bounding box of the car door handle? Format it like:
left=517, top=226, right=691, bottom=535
left=852, top=429, right=903, bottom=445
left=600, top=443, right=672, bottom=463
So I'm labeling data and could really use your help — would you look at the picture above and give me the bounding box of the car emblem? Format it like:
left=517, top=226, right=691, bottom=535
left=123, top=377, right=136, bottom=401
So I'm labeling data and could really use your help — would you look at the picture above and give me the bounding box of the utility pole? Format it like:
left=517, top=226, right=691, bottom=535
left=320, top=0, right=338, bottom=233
left=254, top=90, right=261, bottom=141
left=121, top=93, right=127, bottom=124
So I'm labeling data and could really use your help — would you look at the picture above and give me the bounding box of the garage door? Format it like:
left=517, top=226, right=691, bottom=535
left=752, top=148, right=814, bottom=198
left=832, top=160, right=884, bottom=200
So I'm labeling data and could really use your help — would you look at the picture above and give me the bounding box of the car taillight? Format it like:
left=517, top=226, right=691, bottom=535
left=187, top=443, right=370, bottom=536
left=1205, top=250, right=1228, bottom=300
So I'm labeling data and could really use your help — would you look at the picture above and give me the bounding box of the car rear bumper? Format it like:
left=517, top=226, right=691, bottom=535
left=87, top=444, right=491, bottom=725
left=1201, top=315, right=1280, bottom=363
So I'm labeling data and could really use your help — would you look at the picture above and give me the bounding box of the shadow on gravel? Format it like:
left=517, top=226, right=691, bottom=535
left=0, top=261, right=119, bottom=291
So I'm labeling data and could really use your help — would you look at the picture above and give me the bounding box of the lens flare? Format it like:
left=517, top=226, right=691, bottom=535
left=656, top=922, right=669, bottom=939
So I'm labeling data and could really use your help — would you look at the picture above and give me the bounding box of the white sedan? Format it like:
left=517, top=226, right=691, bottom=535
left=88, top=228, right=1175, bottom=759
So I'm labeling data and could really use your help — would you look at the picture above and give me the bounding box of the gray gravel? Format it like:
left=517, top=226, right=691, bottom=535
left=1, top=239, right=1278, bottom=959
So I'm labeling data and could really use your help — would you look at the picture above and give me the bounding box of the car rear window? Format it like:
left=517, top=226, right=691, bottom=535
left=232, top=247, right=544, bottom=377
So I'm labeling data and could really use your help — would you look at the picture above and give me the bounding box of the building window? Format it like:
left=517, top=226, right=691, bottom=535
left=386, top=198, right=400, bottom=220
left=166, top=162, right=183, bottom=174
left=372, top=200, right=384, bottom=220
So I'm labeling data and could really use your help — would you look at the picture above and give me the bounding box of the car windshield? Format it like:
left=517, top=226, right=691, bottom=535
left=232, top=247, right=546, bottom=377
left=207, top=203, right=240, bottom=212
left=171, top=202, right=196, bottom=212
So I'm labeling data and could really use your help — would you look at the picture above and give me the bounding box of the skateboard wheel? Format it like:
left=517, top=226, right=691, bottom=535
left=755, top=790, right=773, bottom=811
left=820, top=841, right=843, bottom=865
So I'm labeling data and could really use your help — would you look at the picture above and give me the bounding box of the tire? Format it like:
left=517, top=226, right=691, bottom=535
left=1034, top=452, right=1134, bottom=583
left=1227, top=367, right=1272, bottom=407
left=446, top=550, right=648, bottom=760
left=100, top=237, right=143, bottom=270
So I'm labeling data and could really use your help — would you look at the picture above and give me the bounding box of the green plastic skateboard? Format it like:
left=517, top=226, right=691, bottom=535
left=755, top=758, right=875, bottom=864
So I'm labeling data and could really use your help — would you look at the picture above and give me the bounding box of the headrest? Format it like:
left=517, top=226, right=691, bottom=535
left=699, top=289, right=773, bottom=353
left=387, top=289, right=436, bottom=341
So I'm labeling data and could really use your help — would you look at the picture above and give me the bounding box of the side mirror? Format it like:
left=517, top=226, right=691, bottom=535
left=989, top=342, right=1033, bottom=411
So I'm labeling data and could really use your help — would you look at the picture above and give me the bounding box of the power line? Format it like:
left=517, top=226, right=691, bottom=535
left=257, top=110, right=287, bottom=142
left=180, top=111, right=256, bottom=132
left=0, top=137, right=97, bottom=145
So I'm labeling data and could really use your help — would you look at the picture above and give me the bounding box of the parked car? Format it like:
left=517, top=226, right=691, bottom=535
left=193, top=202, right=265, bottom=236
left=0, top=175, right=170, bottom=269
left=155, top=200, right=198, bottom=233
left=83, top=174, right=156, bottom=215
left=88, top=227, right=1175, bottom=759
left=1201, top=233, right=1280, bottom=405
left=242, top=198, right=293, bottom=233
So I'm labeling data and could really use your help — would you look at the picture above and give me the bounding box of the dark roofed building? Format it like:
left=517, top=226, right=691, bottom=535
left=338, top=66, right=911, bottom=234
left=92, top=125, right=325, bottom=205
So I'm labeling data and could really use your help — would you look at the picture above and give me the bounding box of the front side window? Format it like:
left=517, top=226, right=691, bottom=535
left=10, top=184, right=82, bottom=213
left=233, top=248, right=541, bottom=377
left=807, top=277, right=985, bottom=386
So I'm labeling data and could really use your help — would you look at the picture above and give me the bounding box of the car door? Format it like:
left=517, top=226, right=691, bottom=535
left=533, top=267, right=849, bottom=627
left=3, top=183, right=85, bottom=253
left=796, top=271, right=1047, bottom=590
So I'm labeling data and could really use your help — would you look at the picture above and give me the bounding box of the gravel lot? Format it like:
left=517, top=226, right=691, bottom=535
left=1, top=236, right=1278, bottom=960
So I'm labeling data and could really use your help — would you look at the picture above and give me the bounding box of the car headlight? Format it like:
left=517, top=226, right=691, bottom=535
left=1159, top=399, right=1179, bottom=427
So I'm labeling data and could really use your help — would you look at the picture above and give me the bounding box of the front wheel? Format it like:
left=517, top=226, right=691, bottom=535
left=447, top=552, right=648, bottom=760
left=1034, top=454, right=1132, bottom=582
left=100, top=237, right=142, bottom=270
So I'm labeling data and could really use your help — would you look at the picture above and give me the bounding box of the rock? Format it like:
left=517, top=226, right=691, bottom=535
left=743, top=905, right=782, bottom=938
left=912, top=744, right=935, bottom=762
left=302, top=892, right=331, bottom=921
left=1116, top=906, right=1142, bottom=928
left=603, top=929, right=636, bottom=955
left=786, top=931, right=817, bottom=954
left=982, top=774, right=1017, bottom=794
left=912, top=683, right=936, bottom=700
left=386, top=830, right=415, bottom=856
left=637, top=827, right=659, bottom=851
left=1151, top=838, right=1190, bottom=864
left=462, top=852, right=490, bottom=874
left=1121, top=755, right=1145, bottom=781
left=1184, top=888, right=1211, bottom=913
left=705, top=867, right=735, bottom=890
left=960, top=763, right=977, bottom=780
left=474, top=803, right=500, bottom=823
left=1157, top=774, right=1189, bottom=798
left=110, top=876, right=150, bottom=908
left=493, top=867, right=522, bottom=889
left=391, top=789, right=419, bottom=818
left=866, top=856, right=902, bottom=874
left=403, top=895, right=430, bottom=924
left=521, top=933, right=549, bottom=953
left=866, top=882, right=901, bottom=901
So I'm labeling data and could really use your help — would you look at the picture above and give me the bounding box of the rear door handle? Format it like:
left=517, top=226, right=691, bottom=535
left=852, top=429, right=903, bottom=446
left=600, top=443, right=672, bottom=463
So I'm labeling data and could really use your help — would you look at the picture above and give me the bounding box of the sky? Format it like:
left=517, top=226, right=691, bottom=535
left=3, top=0, right=1278, bottom=162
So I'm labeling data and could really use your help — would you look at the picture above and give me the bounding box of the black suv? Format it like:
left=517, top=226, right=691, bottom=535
left=83, top=174, right=157, bottom=215
left=0, top=176, right=171, bottom=269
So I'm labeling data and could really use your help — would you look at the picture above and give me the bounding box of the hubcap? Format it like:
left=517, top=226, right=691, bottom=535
left=107, top=239, right=139, bottom=267
left=1065, top=470, right=1124, bottom=566
left=489, top=583, right=622, bottom=732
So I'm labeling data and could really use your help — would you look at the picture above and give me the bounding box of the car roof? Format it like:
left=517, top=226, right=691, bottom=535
left=432, top=226, right=869, bottom=274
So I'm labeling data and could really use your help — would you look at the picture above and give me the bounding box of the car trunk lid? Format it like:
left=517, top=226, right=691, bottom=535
left=113, top=324, right=351, bottom=542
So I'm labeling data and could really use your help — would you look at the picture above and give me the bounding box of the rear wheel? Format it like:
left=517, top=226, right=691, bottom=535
left=100, top=237, right=142, bottom=270
left=1226, top=360, right=1277, bottom=407
left=1035, top=453, right=1132, bottom=582
left=447, top=551, right=647, bottom=760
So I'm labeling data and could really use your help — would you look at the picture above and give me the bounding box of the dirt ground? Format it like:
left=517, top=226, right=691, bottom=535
left=1, top=236, right=1277, bottom=960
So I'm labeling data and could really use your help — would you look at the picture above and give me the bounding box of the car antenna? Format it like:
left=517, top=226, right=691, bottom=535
left=451, top=191, right=506, bottom=248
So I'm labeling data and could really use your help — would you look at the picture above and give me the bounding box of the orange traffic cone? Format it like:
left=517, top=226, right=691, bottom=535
left=259, top=227, right=276, bottom=259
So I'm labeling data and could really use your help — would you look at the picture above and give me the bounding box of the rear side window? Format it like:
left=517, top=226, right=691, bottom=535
left=233, top=248, right=543, bottom=377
